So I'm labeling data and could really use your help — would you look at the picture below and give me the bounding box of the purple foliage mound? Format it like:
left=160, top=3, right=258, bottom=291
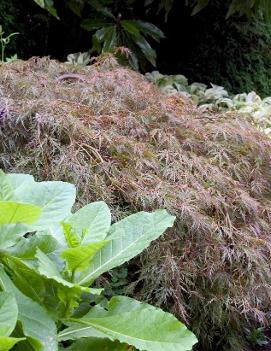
left=1, top=57, right=271, bottom=350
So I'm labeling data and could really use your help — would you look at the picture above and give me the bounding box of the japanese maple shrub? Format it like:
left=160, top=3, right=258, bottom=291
left=0, top=171, right=197, bottom=351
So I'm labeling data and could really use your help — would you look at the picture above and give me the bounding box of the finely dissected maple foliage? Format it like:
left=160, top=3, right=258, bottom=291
left=1, top=56, right=271, bottom=350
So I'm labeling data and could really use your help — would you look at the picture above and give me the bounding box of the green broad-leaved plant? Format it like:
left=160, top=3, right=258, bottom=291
left=81, top=17, right=165, bottom=69
left=0, top=170, right=197, bottom=351
left=31, top=0, right=165, bottom=69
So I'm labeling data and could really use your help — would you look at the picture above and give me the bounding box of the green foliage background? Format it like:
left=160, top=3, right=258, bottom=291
left=0, top=0, right=50, bottom=58
left=1, top=0, right=271, bottom=95
left=157, top=0, right=271, bottom=96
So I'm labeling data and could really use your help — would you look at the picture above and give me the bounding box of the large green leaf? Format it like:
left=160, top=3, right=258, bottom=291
left=32, top=0, right=58, bottom=18
left=102, top=26, right=117, bottom=52
left=0, top=337, right=25, bottom=351
left=91, top=26, right=117, bottom=53
left=133, top=35, right=157, bottom=66
left=0, top=267, right=57, bottom=351
left=87, top=1, right=116, bottom=19
left=81, top=19, right=112, bottom=31
left=61, top=241, right=107, bottom=274
left=36, top=249, right=76, bottom=289
left=135, top=20, right=165, bottom=41
left=0, top=224, right=29, bottom=250
left=127, top=50, right=139, bottom=70
left=2, top=256, right=46, bottom=305
left=0, top=292, right=18, bottom=336
left=93, top=27, right=108, bottom=43
left=65, top=202, right=111, bottom=244
left=65, top=337, right=128, bottom=351
left=46, top=224, right=68, bottom=247
left=191, top=0, right=209, bottom=15
left=6, top=174, right=34, bottom=200
left=58, top=323, right=105, bottom=341
left=156, top=0, right=174, bottom=20
left=0, top=172, right=13, bottom=201
left=122, top=20, right=141, bottom=38
left=76, top=210, right=175, bottom=285
left=62, top=223, right=81, bottom=248
left=0, top=202, right=41, bottom=225
left=33, top=0, right=45, bottom=6
left=9, top=234, right=59, bottom=259
left=35, top=249, right=90, bottom=300
left=60, top=296, right=197, bottom=351
left=67, top=0, right=84, bottom=17
left=15, top=181, right=76, bottom=228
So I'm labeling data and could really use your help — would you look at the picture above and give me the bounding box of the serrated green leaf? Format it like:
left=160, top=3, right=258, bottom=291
left=77, top=210, right=175, bottom=286
left=0, top=202, right=41, bottom=225
left=65, top=201, right=111, bottom=244
left=61, top=241, right=107, bottom=274
left=0, top=267, right=57, bottom=351
left=60, top=296, right=197, bottom=351
left=0, top=292, right=18, bottom=336
left=0, top=337, right=25, bottom=351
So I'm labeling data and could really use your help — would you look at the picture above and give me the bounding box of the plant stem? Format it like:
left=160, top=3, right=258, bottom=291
left=71, top=269, right=76, bottom=283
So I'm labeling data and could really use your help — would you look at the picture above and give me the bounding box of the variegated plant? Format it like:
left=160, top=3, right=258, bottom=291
left=146, top=71, right=271, bottom=137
